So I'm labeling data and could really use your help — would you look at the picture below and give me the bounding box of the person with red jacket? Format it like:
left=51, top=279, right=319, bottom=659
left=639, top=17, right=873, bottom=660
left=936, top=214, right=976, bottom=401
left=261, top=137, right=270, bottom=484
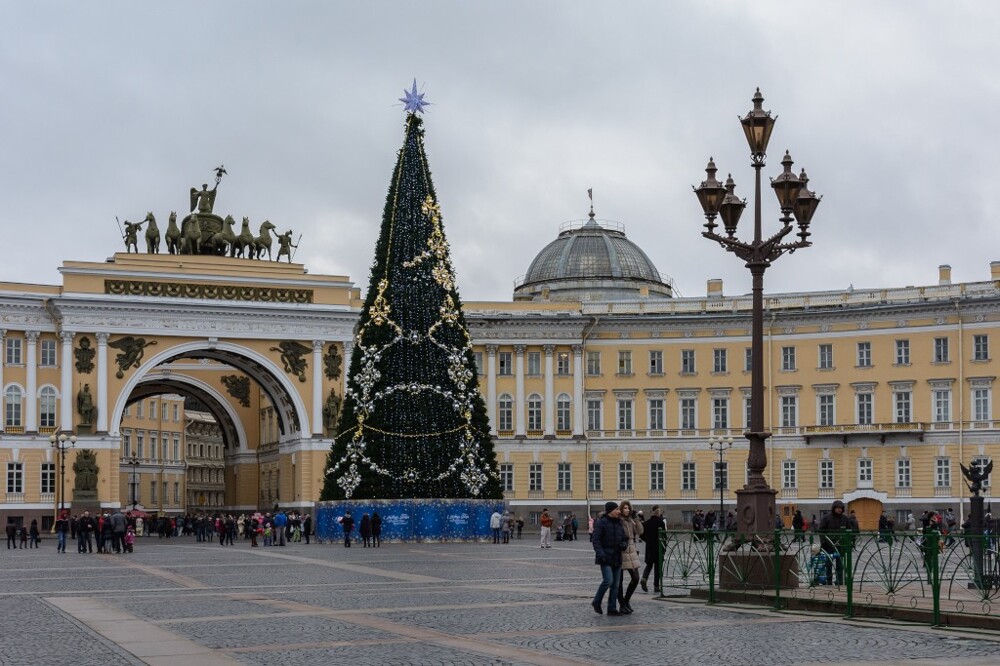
left=539, top=508, right=554, bottom=549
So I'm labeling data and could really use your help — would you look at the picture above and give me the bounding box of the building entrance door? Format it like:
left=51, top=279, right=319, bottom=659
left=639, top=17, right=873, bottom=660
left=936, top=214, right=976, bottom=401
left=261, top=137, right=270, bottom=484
left=847, top=497, right=882, bottom=531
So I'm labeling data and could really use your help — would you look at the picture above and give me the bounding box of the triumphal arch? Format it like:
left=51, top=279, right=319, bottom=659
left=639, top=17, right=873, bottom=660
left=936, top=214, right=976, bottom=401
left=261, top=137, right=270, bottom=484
left=0, top=173, right=360, bottom=524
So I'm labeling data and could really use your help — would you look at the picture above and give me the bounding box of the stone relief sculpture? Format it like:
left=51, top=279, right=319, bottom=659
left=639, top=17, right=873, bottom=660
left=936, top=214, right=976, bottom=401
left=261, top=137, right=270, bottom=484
left=74, top=336, right=96, bottom=374
left=108, top=336, right=158, bottom=379
left=73, top=450, right=99, bottom=492
left=323, top=388, right=342, bottom=433
left=323, top=344, right=342, bottom=380
left=76, top=383, right=96, bottom=426
left=961, top=460, right=994, bottom=496
left=221, top=374, right=251, bottom=408
left=270, top=340, right=310, bottom=382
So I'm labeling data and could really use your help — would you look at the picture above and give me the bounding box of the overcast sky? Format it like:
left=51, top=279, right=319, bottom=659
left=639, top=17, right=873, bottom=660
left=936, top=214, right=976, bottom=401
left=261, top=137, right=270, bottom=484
left=2, top=2, right=998, bottom=302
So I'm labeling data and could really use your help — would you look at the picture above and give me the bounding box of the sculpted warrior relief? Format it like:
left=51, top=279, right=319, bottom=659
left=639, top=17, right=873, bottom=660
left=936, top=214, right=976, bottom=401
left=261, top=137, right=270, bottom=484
left=270, top=340, right=311, bottom=382
left=117, top=166, right=301, bottom=261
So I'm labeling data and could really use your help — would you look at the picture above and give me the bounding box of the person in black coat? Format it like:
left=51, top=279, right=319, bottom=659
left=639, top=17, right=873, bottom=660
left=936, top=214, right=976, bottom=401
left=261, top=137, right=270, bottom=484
left=641, top=505, right=666, bottom=593
left=341, top=511, right=355, bottom=548
left=302, top=514, right=312, bottom=545
left=819, top=500, right=852, bottom=585
left=591, top=501, right=626, bottom=615
left=371, top=512, right=382, bottom=548
left=359, top=513, right=372, bottom=547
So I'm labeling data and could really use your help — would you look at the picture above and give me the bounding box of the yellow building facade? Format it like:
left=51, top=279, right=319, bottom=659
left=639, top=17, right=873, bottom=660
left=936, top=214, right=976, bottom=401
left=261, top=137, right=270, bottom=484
left=0, top=219, right=996, bottom=531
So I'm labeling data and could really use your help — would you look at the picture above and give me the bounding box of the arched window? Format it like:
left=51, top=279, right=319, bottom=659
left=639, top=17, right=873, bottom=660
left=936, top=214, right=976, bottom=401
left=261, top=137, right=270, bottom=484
left=39, top=386, right=57, bottom=429
left=498, top=394, right=513, bottom=431
left=556, top=394, right=572, bottom=431
left=5, top=385, right=23, bottom=427
left=527, top=394, right=543, bottom=431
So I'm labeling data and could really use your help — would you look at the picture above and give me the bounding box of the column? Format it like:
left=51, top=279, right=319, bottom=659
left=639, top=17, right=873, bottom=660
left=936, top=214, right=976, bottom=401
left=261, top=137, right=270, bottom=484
left=25, top=331, right=38, bottom=432
left=96, top=333, right=109, bottom=433
left=543, top=345, right=555, bottom=438
left=572, top=344, right=585, bottom=437
left=486, top=345, right=498, bottom=435
left=342, top=341, right=354, bottom=394
left=59, top=331, right=74, bottom=432
left=514, top=345, right=526, bottom=438
left=312, top=340, right=324, bottom=435
left=0, top=329, right=5, bottom=433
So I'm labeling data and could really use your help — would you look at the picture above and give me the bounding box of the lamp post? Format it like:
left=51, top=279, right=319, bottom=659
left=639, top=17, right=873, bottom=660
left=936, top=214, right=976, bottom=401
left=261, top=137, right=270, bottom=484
left=709, top=436, right=734, bottom=530
left=694, top=89, right=821, bottom=540
left=49, top=432, right=77, bottom=515
left=129, top=453, right=140, bottom=512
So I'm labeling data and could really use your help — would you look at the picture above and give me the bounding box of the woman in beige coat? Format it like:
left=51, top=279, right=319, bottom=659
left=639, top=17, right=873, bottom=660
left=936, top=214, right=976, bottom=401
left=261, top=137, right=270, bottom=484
left=617, top=500, right=644, bottom=614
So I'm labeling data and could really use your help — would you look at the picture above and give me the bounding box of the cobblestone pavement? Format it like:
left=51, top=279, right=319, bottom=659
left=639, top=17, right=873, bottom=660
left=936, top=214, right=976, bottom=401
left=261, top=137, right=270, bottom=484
left=2, top=537, right=1000, bottom=665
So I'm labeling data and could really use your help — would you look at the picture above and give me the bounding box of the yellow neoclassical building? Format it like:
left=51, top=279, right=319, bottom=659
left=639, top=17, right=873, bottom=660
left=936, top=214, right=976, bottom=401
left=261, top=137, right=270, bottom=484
left=0, top=215, right=996, bottom=530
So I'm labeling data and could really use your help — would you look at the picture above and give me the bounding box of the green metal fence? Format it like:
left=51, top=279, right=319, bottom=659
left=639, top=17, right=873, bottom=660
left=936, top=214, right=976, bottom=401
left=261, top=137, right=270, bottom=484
left=655, top=527, right=1000, bottom=626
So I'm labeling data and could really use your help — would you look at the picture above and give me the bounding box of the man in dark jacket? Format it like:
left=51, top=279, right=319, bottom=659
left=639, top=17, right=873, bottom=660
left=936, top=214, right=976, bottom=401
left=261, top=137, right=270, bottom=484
left=341, top=511, right=354, bottom=548
left=77, top=511, right=96, bottom=553
left=819, top=500, right=851, bottom=585
left=591, top=501, right=626, bottom=615
left=640, top=505, right=666, bottom=593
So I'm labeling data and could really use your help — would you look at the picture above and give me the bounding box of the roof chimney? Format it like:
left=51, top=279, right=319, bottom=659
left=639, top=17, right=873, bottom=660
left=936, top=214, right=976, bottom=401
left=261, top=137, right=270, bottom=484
left=707, top=278, right=723, bottom=298
left=992, top=261, right=1000, bottom=281
left=938, top=264, right=951, bottom=286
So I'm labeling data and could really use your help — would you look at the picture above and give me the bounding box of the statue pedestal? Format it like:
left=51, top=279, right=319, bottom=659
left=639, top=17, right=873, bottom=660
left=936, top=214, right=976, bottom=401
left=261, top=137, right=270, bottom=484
left=735, top=485, right=778, bottom=538
left=720, top=552, right=800, bottom=590
left=72, top=491, right=100, bottom=516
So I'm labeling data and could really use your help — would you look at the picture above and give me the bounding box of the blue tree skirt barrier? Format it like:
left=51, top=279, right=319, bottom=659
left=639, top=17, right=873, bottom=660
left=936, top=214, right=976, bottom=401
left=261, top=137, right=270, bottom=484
left=316, top=498, right=505, bottom=542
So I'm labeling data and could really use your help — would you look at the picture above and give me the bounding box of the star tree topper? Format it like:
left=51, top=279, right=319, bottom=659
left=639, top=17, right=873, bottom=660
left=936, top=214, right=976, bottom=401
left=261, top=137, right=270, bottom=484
left=399, top=79, right=431, bottom=114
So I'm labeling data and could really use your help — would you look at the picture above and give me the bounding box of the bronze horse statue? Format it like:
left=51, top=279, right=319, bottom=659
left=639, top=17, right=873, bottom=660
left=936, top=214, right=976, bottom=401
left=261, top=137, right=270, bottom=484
left=164, top=212, right=181, bottom=254
left=233, top=217, right=254, bottom=258
left=179, top=215, right=202, bottom=255
left=209, top=215, right=237, bottom=256
left=252, top=220, right=276, bottom=260
left=144, top=212, right=160, bottom=254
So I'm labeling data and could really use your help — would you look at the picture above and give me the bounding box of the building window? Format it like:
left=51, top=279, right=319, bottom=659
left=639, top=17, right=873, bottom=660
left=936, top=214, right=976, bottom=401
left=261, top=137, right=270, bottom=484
left=135, top=401, right=144, bottom=418
left=149, top=434, right=158, bottom=461
left=933, top=389, right=951, bottom=423
left=586, top=351, right=601, bottom=375
left=857, top=458, right=874, bottom=487
left=173, top=435, right=180, bottom=461
left=680, top=397, right=697, bottom=430
left=714, top=461, right=729, bottom=490
left=497, top=395, right=513, bottom=431
left=856, top=341, right=872, bottom=368
left=474, top=352, right=483, bottom=375
left=498, top=352, right=512, bottom=376
left=6, top=462, right=23, bottom=493
left=781, top=346, right=796, bottom=371
left=121, top=431, right=132, bottom=455
left=4, top=386, right=23, bottom=427
left=818, top=394, right=835, bottom=427
left=935, top=458, right=951, bottom=488
left=650, top=462, right=664, bottom=492
left=41, top=462, right=55, bottom=494
left=973, top=387, right=991, bottom=421
left=499, top=464, right=513, bottom=491
left=856, top=393, right=873, bottom=426
left=934, top=337, right=950, bottom=363
left=557, top=352, right=571, bottom=375
left=818, top=344, right=833, bottom=370
left=39, top=386, right=57, bottom=428
left=974, top=334, right=989, bottom=361
left=744, top=395, right=751, bottom=429
left=557, top=463, right=572, bottom=492
left=150, top=400, right=158, bottom=420
left=744, top=347, right=752, bottom=372
left=894, top=391, right=911, bottom=423
left=713, top=349, right=727, bottom=373
left=819, top=460, right=835, bottom=489
left=895, top=339, right=910, bottom=365
left=173, top=482, right=180, bottom=504
left=648, top=399, right=664, bottom=430
left=649, top=350, right=663, bottom=375
left=619, top=462, right=633, bottom=491
left=681, top=461, right=696, bottom=491
left=587, top=399, right=603, bottom=431
left=617, top=351, right=632, bottom=375
left=150, top=480, right=157, bottom=503
left=782, top=460, right=797, bottom=489
left=173, top=404, right=180, bottom=421
left=780, top=395, right=797, bottom=427
left=556, top=395, right=571, bottom=431
left=6, top=337, right=22, bottom=365
left=40, top=339, right=57, bottom=366
left=528, top=463, right=542, bottom=492
left=896, top=459, right=911, bottom=488
left=136, top=432, right=145, bottom=458
left=712, top=397, right=729, bottom=429
left=972, top=456, right=991, bottom=488
left=588, top=463, right=602, bottom=492
left=527, top=351, right=541, bottom=376
left=617, top=398, right=633, bottom=431
left=681, top=349, right=696, bottom=374
left=527, top=394, right=543, bottom=431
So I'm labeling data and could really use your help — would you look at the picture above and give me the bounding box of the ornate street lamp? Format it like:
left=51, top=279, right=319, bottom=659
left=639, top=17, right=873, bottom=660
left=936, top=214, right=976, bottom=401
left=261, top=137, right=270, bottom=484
left=709, top=436, right=734, bottom=531
left=48, top=432, right=77, bottom=515
left=129, top=453, right=140, bottom=512
left=694, top=89, right=821, bottom=540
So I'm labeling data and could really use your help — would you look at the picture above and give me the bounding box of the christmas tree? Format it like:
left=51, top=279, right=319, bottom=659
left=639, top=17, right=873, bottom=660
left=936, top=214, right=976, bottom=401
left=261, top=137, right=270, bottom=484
left=321, top=84, right=502, bottom=501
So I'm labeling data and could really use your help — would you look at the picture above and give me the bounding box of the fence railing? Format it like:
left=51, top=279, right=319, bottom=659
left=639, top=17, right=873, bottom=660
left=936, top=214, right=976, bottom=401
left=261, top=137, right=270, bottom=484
left=654, top=527, right=1000, bottom=627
